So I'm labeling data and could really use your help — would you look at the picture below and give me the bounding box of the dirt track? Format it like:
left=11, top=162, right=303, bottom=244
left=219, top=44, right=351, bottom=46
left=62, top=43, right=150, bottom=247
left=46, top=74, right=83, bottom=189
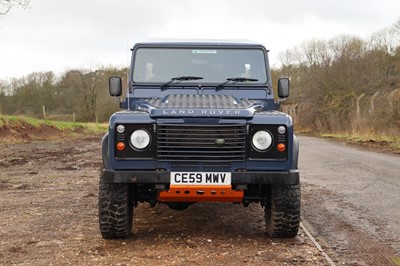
left=0, top=136, right=326, bottom=265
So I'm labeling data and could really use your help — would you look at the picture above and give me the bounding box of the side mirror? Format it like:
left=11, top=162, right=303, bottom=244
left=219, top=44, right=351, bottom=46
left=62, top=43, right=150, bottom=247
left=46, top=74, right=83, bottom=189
left=278, top=78, right=290, bottom=98
left=109, top=76, right=122, bottom=97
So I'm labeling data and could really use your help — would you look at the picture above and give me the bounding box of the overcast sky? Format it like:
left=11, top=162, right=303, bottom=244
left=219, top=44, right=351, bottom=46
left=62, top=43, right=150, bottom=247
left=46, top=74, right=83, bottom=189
left=0, top=0, right=399, bottom=79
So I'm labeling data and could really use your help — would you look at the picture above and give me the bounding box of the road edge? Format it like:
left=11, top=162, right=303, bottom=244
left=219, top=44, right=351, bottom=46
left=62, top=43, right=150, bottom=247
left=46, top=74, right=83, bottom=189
left=300, top=222, right=336, bottom=266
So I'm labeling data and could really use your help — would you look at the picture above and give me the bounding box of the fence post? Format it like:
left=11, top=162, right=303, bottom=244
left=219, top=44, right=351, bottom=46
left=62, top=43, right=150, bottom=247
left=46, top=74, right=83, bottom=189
left=356, top=93, right=365, bottom=121
left=369, top=92, right=379, bottom=115
left=72, top=112, right=76, bottom=123
left=42, top=105, right=46, bottom=119
left=388, top=89, right=400, bottom=110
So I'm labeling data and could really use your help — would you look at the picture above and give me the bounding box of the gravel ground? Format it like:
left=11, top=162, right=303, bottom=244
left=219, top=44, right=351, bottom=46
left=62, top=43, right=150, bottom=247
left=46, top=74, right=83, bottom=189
left=0, top=136, right=326, bottom=265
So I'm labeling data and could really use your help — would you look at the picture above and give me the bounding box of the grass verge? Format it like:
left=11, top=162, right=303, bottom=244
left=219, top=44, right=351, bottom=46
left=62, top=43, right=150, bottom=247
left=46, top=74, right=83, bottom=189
left=0, top=115, right=108, bottom=142
left=317, top=132, right=400, bottom=154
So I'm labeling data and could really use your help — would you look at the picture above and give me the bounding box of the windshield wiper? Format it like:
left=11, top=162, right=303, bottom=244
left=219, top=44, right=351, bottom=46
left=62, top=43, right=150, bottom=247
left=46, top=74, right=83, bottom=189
left=161, top=76, right=203, bottom=88
left=217, top=77, right=259, bottom=89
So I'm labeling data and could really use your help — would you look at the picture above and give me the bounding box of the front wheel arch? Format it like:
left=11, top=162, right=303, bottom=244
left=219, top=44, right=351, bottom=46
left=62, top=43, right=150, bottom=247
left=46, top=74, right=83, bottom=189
left=292, top=135, right=299, bottom=169
left=101, top=133, right=109, bottom=169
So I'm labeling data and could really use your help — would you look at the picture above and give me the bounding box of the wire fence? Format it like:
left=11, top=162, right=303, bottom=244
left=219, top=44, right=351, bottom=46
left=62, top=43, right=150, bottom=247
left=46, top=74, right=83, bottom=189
left=0, top=102, right=101, bottom=123
left=282, top=89, right=400, bottom=134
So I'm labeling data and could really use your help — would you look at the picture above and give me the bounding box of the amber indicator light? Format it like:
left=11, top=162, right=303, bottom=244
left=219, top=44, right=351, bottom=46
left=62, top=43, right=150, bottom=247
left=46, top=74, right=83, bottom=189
left=277, top=143, right=286, bottom=152
left=117, top=142, right=125, bottom=151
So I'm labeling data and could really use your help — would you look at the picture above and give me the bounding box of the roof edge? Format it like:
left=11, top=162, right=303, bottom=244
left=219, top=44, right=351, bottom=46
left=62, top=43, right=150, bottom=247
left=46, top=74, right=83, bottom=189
left=133, top=38, right=266, bottom=48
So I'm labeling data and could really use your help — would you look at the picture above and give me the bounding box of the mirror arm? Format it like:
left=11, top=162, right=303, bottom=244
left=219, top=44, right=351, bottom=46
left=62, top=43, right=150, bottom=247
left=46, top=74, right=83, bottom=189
left=277, top=97, right=287, bottom=103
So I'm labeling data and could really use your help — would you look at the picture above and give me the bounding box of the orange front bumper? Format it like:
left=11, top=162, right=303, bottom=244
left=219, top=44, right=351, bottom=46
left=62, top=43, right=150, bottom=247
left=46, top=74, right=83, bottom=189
left=158, top=186, right=244, bottom=203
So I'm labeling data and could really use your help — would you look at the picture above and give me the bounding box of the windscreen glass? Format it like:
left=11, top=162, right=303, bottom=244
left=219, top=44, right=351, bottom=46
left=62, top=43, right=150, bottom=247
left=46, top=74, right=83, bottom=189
left=132, top=48, right=267, bottom=84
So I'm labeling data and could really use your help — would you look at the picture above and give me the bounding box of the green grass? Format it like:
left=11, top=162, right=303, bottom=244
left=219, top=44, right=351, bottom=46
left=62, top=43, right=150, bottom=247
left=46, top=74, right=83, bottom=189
left=0, top=114, right=108, bottom=135
left=392, top=257, right=400, bottom=266
left=318, top=132, right=400, bottom=151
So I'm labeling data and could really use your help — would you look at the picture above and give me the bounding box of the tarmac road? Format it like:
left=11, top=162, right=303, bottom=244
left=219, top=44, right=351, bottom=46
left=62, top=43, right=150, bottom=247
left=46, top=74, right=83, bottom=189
left=299, top=135, right=400, bottom=265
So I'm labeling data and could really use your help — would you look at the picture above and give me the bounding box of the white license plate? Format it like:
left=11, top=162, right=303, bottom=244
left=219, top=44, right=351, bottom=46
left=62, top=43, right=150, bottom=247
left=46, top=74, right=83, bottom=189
left=170, top=172, right=231, bottom=186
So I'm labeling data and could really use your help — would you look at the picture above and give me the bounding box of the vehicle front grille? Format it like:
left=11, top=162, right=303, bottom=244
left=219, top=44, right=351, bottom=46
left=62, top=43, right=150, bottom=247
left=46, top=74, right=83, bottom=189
left=157, top=124, right=246, bottom=162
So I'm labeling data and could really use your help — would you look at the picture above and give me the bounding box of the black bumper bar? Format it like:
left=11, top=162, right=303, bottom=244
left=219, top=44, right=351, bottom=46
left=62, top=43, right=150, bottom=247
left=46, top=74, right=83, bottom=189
left=102, top=169, right=300, bottom=185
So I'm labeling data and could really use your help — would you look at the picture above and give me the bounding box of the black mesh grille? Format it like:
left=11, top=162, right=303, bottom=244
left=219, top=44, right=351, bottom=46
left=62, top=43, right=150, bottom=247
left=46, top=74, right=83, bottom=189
left=157, top=124, right=246, bottom=162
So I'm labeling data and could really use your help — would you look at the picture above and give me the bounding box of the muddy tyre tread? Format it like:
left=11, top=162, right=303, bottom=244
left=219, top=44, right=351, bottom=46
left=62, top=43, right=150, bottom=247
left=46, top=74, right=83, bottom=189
left=98, top=181, right=133, bottom=239
left=265, top=184, right=301, bottom=238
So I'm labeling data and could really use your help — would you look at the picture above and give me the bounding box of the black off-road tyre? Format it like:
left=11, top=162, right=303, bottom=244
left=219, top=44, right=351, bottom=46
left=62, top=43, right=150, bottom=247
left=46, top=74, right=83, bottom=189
left=98, top=180, right=133, bottom=239
left=264, top=184, right=301, bottom=238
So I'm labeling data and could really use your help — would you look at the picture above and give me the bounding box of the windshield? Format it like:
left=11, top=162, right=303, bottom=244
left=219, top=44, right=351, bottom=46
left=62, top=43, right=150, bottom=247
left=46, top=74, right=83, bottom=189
left=132, top=47, right=267, bottom=84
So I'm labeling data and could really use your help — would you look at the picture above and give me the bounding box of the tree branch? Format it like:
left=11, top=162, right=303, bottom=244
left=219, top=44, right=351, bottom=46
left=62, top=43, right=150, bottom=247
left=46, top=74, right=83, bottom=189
left=0, top=0, right=30, bottom=15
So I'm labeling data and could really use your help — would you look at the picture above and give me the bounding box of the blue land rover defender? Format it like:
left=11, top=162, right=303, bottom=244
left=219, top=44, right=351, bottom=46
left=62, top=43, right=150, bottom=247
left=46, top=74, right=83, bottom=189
left=99, top=40, right=300, bottom=239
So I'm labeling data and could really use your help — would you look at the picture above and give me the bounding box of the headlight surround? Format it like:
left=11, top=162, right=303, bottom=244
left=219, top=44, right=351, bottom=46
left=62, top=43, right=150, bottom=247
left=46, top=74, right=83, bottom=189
left=130, top=129, right=151, bottom=150
left=252, top=130, right=273, bottom=151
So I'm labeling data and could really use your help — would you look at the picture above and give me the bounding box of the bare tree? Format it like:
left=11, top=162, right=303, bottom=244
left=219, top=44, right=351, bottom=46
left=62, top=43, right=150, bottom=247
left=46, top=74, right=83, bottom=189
left=0, top=0, right=30, bottom=15
left=276, top=25, right=400, bottom=133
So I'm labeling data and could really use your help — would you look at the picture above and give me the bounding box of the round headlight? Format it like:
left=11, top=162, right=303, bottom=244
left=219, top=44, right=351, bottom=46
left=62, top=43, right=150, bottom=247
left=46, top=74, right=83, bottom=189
left=130, top=129, right=151, bottom=150
left=116, top=125, right=125, bottom=133
left=252, top=130, right=273, bottom=151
